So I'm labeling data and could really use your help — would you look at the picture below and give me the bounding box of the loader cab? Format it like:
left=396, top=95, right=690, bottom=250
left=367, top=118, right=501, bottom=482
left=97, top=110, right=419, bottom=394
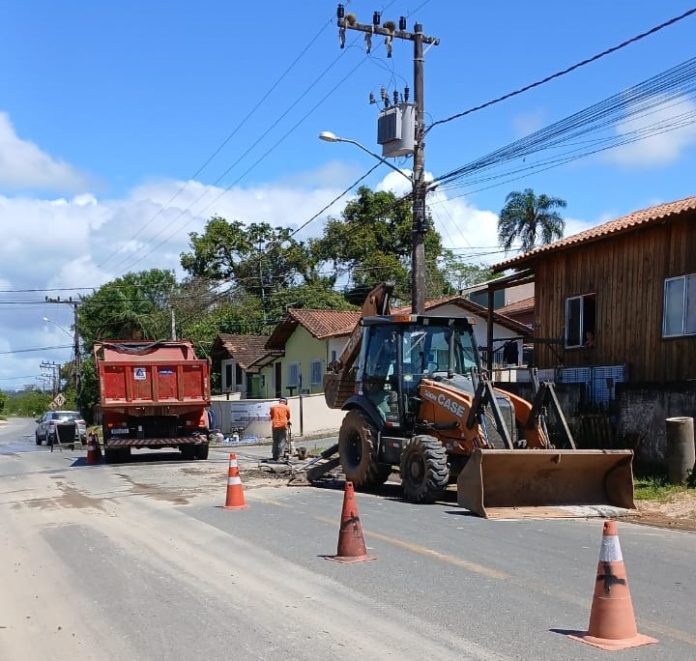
left=356, top=315, right=479, bottom=429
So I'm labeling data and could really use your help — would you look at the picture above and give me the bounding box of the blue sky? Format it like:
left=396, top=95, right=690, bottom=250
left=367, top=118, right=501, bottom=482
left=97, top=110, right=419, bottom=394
left=1, top=0, right=695, bottom=385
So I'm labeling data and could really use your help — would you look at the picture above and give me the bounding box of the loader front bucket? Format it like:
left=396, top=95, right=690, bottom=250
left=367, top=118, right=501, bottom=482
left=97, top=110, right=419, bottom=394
left=457, top=449, right=635, bottom=519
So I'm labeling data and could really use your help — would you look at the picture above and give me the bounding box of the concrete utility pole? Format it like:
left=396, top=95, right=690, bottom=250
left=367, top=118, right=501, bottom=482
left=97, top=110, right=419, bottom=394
left=336, top=5, right=439, bottom=313
left=45, top=297, right=81, bottom=396
left=40, top=361, right=60, bottom=397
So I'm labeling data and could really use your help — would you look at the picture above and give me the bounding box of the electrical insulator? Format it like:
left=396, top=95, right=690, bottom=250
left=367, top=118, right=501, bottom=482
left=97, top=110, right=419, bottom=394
left=337, top=4, right=344, bottom=19
left=393, top=90, right=399, bottom=106
left=373, top=11, right=381, bottom=25
left=404, top=86, right=410, bottom=102
left=399, top=16, right=406, bottom=31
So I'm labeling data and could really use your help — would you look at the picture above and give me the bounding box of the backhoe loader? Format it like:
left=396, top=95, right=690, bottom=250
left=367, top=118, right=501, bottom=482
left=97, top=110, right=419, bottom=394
left=322, top=284, right=635, bottom=519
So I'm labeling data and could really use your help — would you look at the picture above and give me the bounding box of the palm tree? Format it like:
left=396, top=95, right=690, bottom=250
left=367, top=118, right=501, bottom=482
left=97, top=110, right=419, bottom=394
left=497, top=189, right=567, bottom=253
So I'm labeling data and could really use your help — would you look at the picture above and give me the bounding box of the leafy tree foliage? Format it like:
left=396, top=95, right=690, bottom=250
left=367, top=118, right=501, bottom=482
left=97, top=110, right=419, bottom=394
left=181, top=219, right=319, bottom=294
left=311, top=187, right=449, bottom=301
left=3, top=388, right=52, bottom=418
left=441, top=255, right=493, bottom=291
left=0, top=389, right=6, bottom=414
left=78, top=269, right=176, bottom=348
left=497, top=189, right=566, bottom=253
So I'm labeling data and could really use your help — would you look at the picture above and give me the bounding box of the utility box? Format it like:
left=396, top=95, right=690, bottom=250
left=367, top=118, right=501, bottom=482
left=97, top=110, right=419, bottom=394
left=377, top=103, right=415, bottom=158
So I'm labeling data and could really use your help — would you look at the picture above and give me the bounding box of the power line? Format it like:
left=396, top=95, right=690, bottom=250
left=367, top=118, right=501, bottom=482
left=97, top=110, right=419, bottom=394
left=428, top=6, right=696, bottom=132
left=97, top=11, right=336, bottom=271
left=0, top=345, right=73, bottom=356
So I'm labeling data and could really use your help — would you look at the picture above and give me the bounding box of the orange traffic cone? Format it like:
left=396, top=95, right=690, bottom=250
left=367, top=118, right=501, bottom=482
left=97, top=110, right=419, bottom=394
left=86, top=434, right=101, bottom=465
left=569, top=520, right=658, bottom=651
left=224, top=454, right=248, bottom=510
left=326, top=481, right=375, bottom=563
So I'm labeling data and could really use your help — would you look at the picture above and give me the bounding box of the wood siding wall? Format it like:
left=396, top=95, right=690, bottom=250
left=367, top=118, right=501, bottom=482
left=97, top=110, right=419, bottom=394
left=533, top=213, right=696, bottom=382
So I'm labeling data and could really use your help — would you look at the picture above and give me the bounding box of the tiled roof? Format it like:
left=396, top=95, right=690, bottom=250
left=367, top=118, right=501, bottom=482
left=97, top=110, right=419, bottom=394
left=213, top=334, right=273, bottom=369
left=497, top=296, right=534, bottom=315
left=493, top=194, right=696, bottom=271
left=266, top=309, right=362, bottom=350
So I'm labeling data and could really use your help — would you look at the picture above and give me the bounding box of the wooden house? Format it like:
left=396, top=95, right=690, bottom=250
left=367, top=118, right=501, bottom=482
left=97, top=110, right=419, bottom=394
left=493, top=195, right=696, bottom=382
left=492, top=195, right=696, bottom=462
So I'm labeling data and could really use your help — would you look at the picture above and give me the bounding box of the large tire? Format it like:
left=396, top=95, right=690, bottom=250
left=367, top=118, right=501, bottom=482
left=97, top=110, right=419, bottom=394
left=35, top=432, right=42, bottom=446
left=180, top=445, right=196, bottom=460
left=195, top=443, right=209, bottom=460
left=400, top=435, right=449, bottom=504
left=338, top=409, right=391, bottom=490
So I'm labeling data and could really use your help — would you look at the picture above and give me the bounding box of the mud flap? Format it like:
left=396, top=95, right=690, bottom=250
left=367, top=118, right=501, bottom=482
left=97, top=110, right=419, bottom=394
left=457, top=449, right=636, bottom=519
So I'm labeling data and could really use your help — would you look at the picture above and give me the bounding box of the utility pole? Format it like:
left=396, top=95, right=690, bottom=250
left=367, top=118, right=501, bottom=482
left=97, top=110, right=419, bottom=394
left=40, top=361, right=60, bottom=397
left=45, top=297, right=81, bottom=397
left=336, top=5, right=439, bottom=313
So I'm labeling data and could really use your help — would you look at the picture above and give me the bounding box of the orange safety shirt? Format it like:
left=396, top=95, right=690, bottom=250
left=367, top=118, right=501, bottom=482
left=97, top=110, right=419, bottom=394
left=270, top=403, right=291, bottom=429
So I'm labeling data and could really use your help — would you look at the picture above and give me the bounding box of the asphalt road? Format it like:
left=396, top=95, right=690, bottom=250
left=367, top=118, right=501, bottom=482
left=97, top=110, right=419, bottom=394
left=1, top=416, right=694, bottom=660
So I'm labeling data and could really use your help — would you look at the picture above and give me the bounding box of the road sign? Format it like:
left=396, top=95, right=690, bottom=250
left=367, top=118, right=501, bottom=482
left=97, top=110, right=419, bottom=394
left=51, top=392, right=66, bottom=409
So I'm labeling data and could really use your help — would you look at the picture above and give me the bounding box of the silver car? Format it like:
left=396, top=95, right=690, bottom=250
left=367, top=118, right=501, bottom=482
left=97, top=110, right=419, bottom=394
left=35, top=410, right=87, bottom=446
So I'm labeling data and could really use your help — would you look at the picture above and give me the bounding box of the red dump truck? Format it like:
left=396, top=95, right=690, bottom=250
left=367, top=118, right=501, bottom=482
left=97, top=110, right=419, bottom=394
left=94, top=340, right=211, bottom=463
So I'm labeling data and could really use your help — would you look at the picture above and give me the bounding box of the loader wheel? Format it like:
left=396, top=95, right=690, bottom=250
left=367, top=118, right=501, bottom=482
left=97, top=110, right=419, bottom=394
left=195, top=443, right=209, bottom=460
left=338, top=410, right=391, bottom=490
left=400, top=435, right=449, bottom=504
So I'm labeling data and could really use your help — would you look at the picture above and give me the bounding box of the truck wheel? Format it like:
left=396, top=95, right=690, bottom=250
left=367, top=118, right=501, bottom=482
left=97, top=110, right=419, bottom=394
left=338, top=409, right=390, bottom=490
left=105, top=448, right=119, bottom=464
left=35, top=432, right=42, bottom=446
left=195, top=443, right=209, bottom=460
left=400, top=435, right=449, bottom=504
left=180, top=445, right=196, bottom=460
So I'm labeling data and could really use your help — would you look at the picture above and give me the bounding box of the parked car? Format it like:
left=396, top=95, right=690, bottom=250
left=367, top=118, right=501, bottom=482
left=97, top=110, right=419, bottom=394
left=35, top=410, right=86, bottom=446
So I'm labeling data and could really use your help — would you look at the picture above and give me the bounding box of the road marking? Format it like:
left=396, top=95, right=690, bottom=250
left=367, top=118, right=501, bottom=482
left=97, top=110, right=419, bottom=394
left=314, top=515, right=509, bottom=580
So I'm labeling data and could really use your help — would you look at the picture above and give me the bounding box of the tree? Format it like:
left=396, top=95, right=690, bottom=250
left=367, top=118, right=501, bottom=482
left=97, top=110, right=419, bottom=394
left=78, top=269, right=177, bottom=348
left=312, top=187, right=450, bottom=301
left=0, top=389, right=6, bottom=414
left=497, top=189, right=566, bottom=253
left=441, top=255, right=493, bottom=292
left=180, top=218, right=319, bottom=293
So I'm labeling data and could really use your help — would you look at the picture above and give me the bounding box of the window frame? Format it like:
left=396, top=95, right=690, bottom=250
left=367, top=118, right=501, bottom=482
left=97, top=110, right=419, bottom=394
left=663, top=273, right=696, bottom=338
left=288, top=362, right=300, bottom=388
left=310, top=359, right=323, bottom=385
left=564, top=293, right=596, bottom=349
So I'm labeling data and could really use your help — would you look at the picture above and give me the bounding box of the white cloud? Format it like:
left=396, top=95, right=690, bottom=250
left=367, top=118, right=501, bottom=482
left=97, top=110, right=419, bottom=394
left=0, top=112, right=90, bottom=193
left=604, top=94, right=696, bottom=168
left=0, top=171, right=355, bottom=386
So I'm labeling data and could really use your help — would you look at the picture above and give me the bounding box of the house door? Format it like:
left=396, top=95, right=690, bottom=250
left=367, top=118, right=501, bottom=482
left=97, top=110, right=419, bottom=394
left=274, top=362, right=282, bottom=398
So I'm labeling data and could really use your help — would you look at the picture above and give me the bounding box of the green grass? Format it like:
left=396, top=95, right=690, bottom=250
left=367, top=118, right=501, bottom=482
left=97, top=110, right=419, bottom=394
left=634, top=469, right=692, bottom=501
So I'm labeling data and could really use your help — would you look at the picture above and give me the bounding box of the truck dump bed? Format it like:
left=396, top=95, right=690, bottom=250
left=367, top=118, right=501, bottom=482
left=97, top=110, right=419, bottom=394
left=95, top=341, right=210, bottom=408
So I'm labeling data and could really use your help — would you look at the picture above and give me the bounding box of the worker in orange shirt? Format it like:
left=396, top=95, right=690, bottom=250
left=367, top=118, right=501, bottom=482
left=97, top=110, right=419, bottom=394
left=269, top=397, right=291, bottom=461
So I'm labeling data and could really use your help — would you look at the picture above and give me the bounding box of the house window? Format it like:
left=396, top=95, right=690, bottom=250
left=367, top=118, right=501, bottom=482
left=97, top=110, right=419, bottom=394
left=663, top=274, right=696, bottom=337
left=235, top=363, right=243, bottom=389
left=330, top=350, right=337, bottom=363
left=225, top=364, right=232, bottom=390
left=311, top=360, right=323, bottom=385
left=565, top=294, right=596, bottom=348
left=288, top=362, right=300, bottom=387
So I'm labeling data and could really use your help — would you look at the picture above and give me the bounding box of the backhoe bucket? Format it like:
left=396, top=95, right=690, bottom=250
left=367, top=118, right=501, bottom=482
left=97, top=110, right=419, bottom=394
left=457, top=449, right=635, bottom=519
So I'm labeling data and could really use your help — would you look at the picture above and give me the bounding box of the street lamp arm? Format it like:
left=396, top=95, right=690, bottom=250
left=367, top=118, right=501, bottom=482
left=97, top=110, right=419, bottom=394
left=319, top=132, right=412, bottom=184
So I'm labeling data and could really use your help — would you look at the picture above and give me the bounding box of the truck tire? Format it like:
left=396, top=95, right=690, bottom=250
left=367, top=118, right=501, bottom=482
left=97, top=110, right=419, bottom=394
left=35, top=432, right=42, bottom=445
left=400, top=435, right=449, bottom=504
left=180, top=445, right=196, bottom=460
left=338, top=409, right=390, bottom=490
left=195, top=443, right=209, bottom=460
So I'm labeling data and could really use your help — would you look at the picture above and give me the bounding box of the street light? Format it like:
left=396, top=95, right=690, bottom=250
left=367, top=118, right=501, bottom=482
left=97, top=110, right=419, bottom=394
left=42, top=316, right=72, bottom=339
left=320, top=130, right=430, bottom=313
left=318, top=131, right=412, bottom=184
